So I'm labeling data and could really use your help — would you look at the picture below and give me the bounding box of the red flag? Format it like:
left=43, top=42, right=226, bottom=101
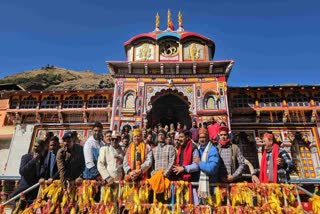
left=169, top=19, right=174, bottom=31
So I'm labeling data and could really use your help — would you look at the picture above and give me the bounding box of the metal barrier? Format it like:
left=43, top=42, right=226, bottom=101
left=1, top=183, right=39, bottom=206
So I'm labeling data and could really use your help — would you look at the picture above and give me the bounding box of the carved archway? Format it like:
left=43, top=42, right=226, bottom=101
left=147, top=89, right=191, bottom=129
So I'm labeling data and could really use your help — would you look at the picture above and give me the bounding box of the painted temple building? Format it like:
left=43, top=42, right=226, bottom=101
left=0, top=11, right=320, bottom=186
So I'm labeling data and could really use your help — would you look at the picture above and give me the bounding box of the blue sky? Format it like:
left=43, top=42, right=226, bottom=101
left=0, top=0, right=319, bottom=86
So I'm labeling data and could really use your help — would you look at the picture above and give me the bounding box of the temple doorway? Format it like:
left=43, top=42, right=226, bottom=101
left=147, top=94, right=191, bottom=129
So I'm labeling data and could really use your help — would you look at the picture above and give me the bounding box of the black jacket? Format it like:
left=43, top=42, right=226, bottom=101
left=9, top=152, right=45, bottom=201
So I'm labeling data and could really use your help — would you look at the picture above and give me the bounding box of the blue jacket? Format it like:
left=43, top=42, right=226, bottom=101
left=198, top=143, right=220, bottom=182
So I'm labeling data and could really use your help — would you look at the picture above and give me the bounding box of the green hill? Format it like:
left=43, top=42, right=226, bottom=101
left=0, top=65, right=114, bottom=91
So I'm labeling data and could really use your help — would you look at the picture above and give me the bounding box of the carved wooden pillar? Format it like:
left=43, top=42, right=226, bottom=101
left=83, top=112, right=88, bottom=123
left=58, top=112, right=63, bottom=124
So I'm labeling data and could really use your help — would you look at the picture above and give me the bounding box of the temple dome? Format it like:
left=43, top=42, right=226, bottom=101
left=123, top=11, right=215, bottom=62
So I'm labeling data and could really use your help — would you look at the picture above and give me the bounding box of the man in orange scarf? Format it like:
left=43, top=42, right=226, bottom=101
left=259, top=132, right=295, bottom=183
left=123, top=128, right=152, bottom=181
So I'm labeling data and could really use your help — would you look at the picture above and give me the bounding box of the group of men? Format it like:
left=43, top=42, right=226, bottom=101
left=10, top=120, right=295, bottom=206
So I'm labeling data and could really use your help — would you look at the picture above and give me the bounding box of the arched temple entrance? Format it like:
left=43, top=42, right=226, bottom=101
left=147, top=92, right=191, bottom=129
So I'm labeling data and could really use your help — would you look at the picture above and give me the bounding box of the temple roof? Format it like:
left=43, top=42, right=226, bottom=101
left=124, top=30, right=213, bottom=47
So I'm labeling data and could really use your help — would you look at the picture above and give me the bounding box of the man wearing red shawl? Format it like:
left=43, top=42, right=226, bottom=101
left=259, top=132, right=295, bottom=183
left=123, top=128, right=152, bottom=181
left=173, top=130, right=200, bottom=204
left=173, top=130, right=200, bottom=181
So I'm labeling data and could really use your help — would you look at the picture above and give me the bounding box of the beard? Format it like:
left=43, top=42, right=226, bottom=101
left=94, top=134, right=102, bottom=141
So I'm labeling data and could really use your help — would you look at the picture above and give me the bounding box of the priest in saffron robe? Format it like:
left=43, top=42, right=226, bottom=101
left=123, top=128, right=153, bottom=181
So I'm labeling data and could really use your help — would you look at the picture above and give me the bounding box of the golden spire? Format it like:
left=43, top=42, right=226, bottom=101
left=167, top=9, right=171, bottom=28
left=167, top=9, right=174, bottom=30
left=155, top=12, right=160, bottom=29
left=178, top=11, right=183, bottom=28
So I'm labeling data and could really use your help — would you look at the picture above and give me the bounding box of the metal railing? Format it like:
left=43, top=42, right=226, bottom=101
left=2, top=180, right=317, bottom=213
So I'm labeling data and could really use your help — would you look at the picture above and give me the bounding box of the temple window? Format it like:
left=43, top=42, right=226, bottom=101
left=314, top=93, right=320, bottom=106
left=123, top=92, right=135, bottom=109
left=287, top=92, right=309, bottom=107
left=20, top=96, right=38, bottom=109
left=259, top=92, right=281, bottom=107
left=63, top=94, right=83, bottom=109
left=40, top=95, right=59, bottom=109
left=291, top=136, right=317, bottom=178
left=87, top=94, right=108, bottom=108
left=204, top=94, right=219, bottom=109
left=231, top=93, right=254, bottom=108
left=9, top=99, right=19, bottom=109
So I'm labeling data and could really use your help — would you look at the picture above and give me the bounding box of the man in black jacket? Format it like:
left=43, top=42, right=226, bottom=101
left=56, top=131, right=85, bottom=189
left=9, top=139, right=46, bottom=203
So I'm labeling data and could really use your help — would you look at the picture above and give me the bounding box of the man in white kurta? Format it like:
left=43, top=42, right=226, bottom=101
left=97, top=131, right=124, bottom=184
left=83, top=122, right=105, bottom=179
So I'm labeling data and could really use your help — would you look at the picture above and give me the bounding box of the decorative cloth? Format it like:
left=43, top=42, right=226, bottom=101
left=147, top=169, right=170, bottom=194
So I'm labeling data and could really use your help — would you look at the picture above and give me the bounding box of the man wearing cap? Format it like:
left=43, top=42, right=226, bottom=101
left=216, top=126, right=245, bottom=182
left=193, top=128, right=220, bottom=202
left=123, top=128, right=152, bottom=181
left=83, top=122, right=105, bottom=179
left=9, top=139, right=47, bottom=204
left=97, top=131, right=124, bottom=184
left=56, top=131, right=85, bottom=189
left=259, top=132, right=295, bottom=183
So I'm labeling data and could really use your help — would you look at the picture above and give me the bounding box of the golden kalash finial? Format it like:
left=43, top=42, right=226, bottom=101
left=178, top=11, right=183, bottom=27
left=177, top=11, right=184, bottom=32
left=167, top=9, right=174, bottom=31
left=155, top=12, right=160, bottom=31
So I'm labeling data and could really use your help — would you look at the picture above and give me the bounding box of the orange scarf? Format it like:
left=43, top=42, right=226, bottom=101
left=127, top=142, right=146, bottom=170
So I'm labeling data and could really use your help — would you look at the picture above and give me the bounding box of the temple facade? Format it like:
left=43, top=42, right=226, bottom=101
left=108, top=11, right=231, bottom=132
left=0, top=11, right=319, bottom=182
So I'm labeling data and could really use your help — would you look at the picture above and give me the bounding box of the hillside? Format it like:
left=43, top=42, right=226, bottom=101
left=0, top=65, right=114, bottom=91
